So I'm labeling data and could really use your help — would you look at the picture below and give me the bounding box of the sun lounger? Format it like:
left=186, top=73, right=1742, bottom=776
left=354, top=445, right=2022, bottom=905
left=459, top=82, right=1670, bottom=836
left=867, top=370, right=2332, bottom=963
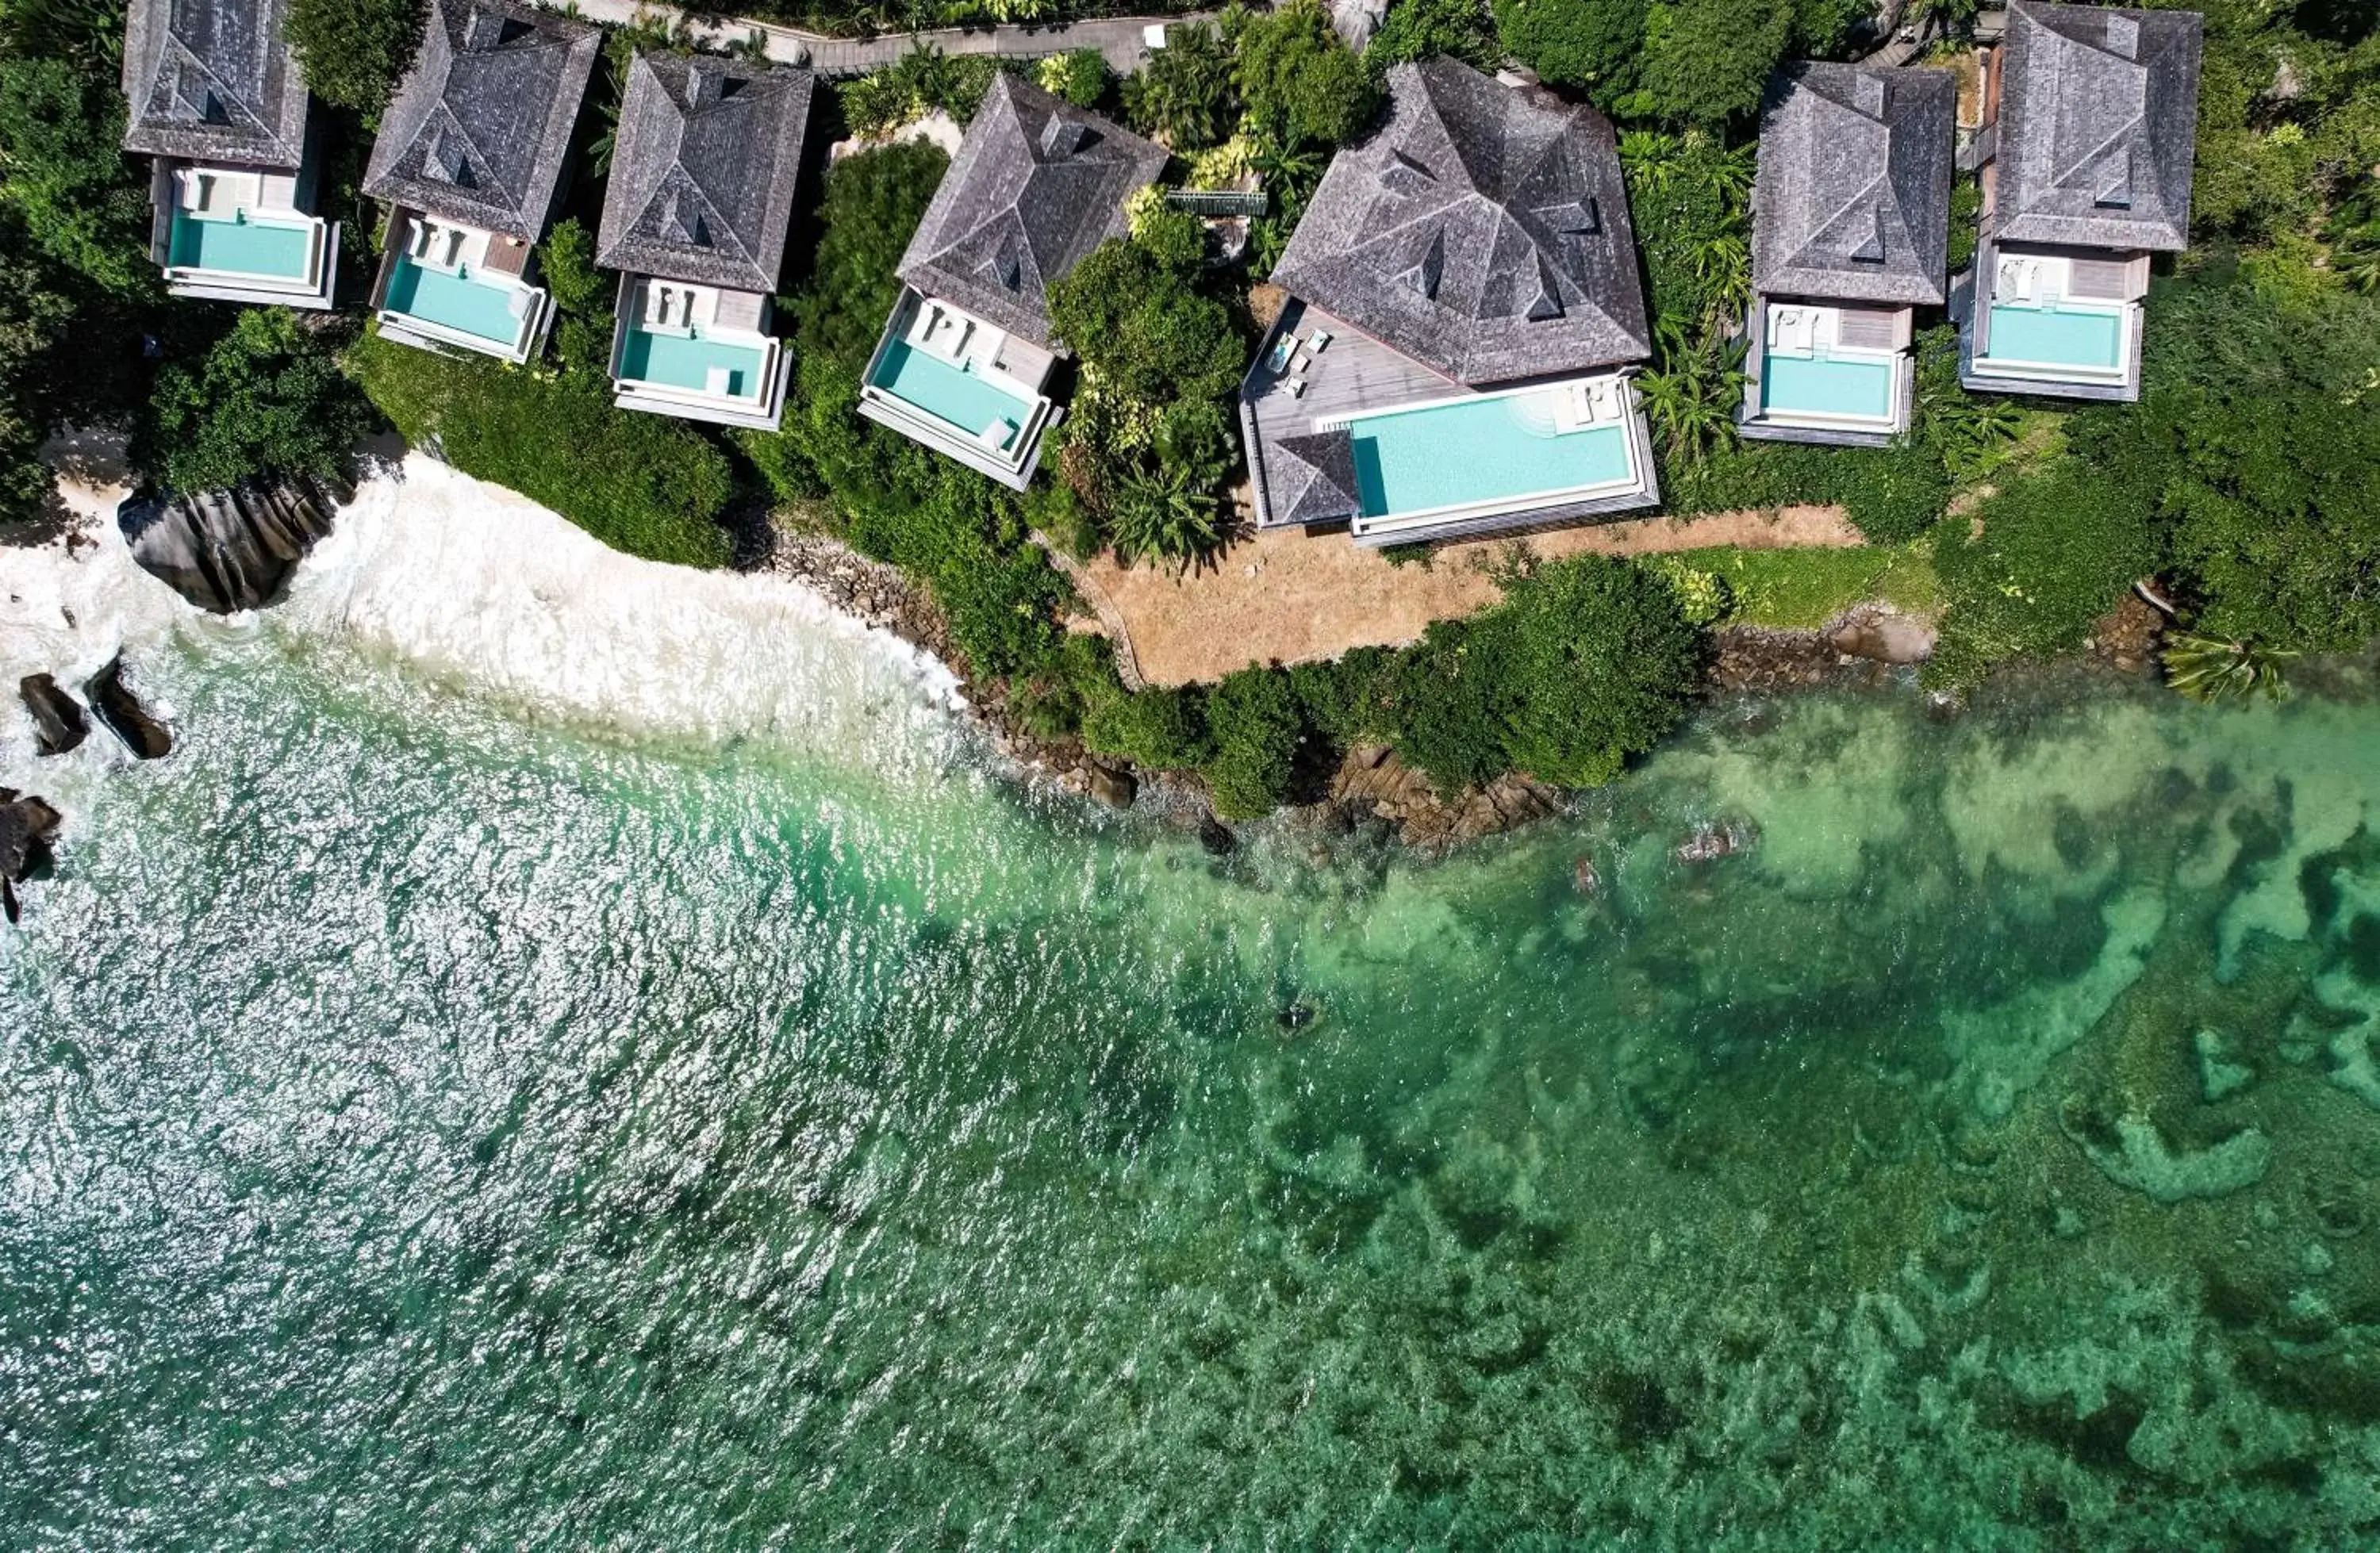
left=1287, top=376, right=1307, bottom=400
left=1309, top=329, right=1333, bottom=352
left=705, top=366, right=735, bottom=397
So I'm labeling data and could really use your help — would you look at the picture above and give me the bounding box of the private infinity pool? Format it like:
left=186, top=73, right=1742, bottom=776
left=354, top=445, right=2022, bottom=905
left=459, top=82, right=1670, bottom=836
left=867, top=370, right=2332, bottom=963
left=384, top=257, right=533, bottom=348
left=1344, top=389, right=1635, bottom=523
left=620, top=326, right=769, bottom=401
left=1758, top=351, right=1897, bottom=422
left=1980, top=301, right=2127, bottom=374
left=168, top=208, right=316, bottom=280
left=868, top=340, right=1036, bottom=450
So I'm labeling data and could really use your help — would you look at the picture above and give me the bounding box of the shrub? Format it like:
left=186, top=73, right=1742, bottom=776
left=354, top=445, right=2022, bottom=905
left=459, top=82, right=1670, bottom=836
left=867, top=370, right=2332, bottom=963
left=1368, top=0, right=1503, bottom=71
left=349, top=328, right=734, bottom=569
left=285, top=0, right=425, bottom=117
left=1121, top=21, right=1238, bottom=150
left=0, top=56, right=155, bottom=299
left=539, top=217, right=616, bottom=377
left=1495, top=555, right=1703, bottom=787
left=1084, top=685, right=1214, bottom=769
left=1640, top=0, right=1795, bottom=130
left=1201, top=666, right=1303, bottom=818
left=1231, top=0, right=1380, bottom=150
left=1036, top=48, right=1111, bottom=109
left=787, top=140, right=949, bottom=374
left=141, top=309, right=373, bottom=492
left=1494, top=0, right=1645, bottom=106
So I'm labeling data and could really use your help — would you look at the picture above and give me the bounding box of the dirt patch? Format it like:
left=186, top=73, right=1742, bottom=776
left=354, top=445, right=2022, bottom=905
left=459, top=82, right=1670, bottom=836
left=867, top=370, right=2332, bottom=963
left=1070, top=504, right=1860, bottom=687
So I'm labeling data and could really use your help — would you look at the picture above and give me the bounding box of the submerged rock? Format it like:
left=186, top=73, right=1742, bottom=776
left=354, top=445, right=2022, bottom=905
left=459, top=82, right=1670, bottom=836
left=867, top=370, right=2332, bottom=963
left=17, top=674, right=87, bottom=755
left=117, top=474, right=344, bottom=614
left=1676, top=819, right=1759, bottom=865
left=85, top=655, right=171, bottom=760
left=1198, top=815, right=1236, bottom=856
left=2195, top=1027, right=2256, bottom=1102
left=2066, top=1109, right=2271, bottom=1202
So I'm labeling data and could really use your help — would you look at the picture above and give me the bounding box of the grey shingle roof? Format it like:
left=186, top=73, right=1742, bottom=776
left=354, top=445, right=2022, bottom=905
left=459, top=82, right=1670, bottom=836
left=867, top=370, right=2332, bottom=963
left=597, top=53, right=814, bottom=293
left=1270, top=58, right=1650, bottom=386
left=1751, top=62, right=1954, bottom=305
left=896, top=73, right=1167, bottom=353
left=363, top=0, right=599, bottom=240
left=121, top=0, right=311, bottom=169
left=1273, top=431, right=1361, bottom=525
left=1994, top=0, right=2202, bottom=253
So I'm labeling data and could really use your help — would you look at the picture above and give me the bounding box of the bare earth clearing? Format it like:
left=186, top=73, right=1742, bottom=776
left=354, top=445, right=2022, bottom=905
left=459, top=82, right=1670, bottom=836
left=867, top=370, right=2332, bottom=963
left=1065, top=505, right=1859, bottom=688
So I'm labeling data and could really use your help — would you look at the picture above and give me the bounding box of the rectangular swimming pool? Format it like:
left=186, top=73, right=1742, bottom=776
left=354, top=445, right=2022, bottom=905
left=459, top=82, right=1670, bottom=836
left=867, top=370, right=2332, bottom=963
left=1981, top=302, right=2126, bottom=373
left=620, top=326, right=769, bottom=401
left=169, top=209, right=315, bottom=280
left=384, top=257, right=530, bottom=347
left=1345, top=389, right=1634, bottom=520
left=869, top=340, right=1035, bottom=449
left=1759, top=351, right=1896, bottom=422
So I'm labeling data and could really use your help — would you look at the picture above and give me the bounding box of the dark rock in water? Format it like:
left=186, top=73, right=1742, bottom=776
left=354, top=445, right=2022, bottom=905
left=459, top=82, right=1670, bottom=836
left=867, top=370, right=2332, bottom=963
left=1276, top=1002, right=1317, bottom=1033
left=1198, top=815, right=1237, bottom=856
left=1676, top=819, right=1758, bottom=865
left=1, top=792, right=62, bottom=921
left=1825, top=607, right=1936, bottom=665
left=1572, top=856, right=1600, bottom=895
left=117, top=473, right=347, bottom=614
left=85, top=655, right=172, bottom=760
left=1086, top=764, right=1138, bottom=811
left=18, top=674, right=87, bottom=755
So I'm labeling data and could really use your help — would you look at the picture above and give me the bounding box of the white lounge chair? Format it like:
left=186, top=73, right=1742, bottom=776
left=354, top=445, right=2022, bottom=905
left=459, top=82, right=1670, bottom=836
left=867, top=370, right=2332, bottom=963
left=1309, top=329, right=1333, bottom=352
left=705, top=366, right=735, bottom=397
left=1287, top=376, right=1307, bottom=400
left=980, top=420, right=1017, bottom=451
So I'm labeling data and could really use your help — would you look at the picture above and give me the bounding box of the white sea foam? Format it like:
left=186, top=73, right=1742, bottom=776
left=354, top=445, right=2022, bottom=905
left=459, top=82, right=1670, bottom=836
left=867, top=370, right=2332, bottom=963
left=2, top=455, right=973, bottom=784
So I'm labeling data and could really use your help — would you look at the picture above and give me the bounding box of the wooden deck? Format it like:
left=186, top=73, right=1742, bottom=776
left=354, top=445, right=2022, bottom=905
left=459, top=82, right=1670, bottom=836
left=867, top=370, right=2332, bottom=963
left=1242, top=300, right=1456, bottom=527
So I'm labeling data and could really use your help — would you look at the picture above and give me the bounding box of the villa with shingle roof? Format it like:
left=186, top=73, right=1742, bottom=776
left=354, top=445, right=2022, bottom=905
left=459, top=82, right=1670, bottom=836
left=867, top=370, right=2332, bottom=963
left=597, top=53, right=812, bottom=431
left=362, top=0, right=599, bottom=365
left=1241, top=57, right=1658, bottom=548
left=1738, top=61, right=1954, bottom=447
left=121, top=0, right=339, bottom=309
left=1954, top=0, right=2202, bottom=401
left=857, top=73, right=1167, bottom=489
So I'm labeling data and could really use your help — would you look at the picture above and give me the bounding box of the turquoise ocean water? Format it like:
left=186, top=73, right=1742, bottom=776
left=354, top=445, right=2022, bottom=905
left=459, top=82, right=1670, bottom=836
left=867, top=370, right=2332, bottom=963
left=5, top=476, right=2379, bottom=1547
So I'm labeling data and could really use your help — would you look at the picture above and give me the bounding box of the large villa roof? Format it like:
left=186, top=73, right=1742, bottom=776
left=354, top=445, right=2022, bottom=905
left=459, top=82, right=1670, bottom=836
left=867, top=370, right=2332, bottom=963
left=1751, top=62, right=1954, bottom=306
left=896, top=74, right=1166, bottom=354
left=1270, top=57, right=1651, bottom=386
left=1994, top=0, right=2202, bottom=253
left=121, top=0, right=311, bottom=170
left=363, top=0, right=600, bottom=240
left=597, top=53, right=813, bottom=294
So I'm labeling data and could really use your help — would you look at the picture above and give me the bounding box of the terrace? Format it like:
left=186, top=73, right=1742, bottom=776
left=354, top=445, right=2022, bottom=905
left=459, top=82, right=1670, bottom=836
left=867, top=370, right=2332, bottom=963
left=1242, top=301, right=1657, bottom=547
left=611, top=277, right=792, bottom=431
left=857, top=290, right=1057, bottom=491
left=371, top=211, right=553, bottom=364
left=1739, top=301, right=1914, bottom=445
left=1959, top=244, right=2144, bottom=397
left=152, top=163, right=338, bottom=308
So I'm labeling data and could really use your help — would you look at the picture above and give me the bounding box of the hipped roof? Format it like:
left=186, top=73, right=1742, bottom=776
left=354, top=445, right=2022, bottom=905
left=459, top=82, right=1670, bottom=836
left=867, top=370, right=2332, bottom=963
left=597, top=53, right=814, bottom=293
left=121, top=0, right=311, bottom=170
left=1751, top=61, right=1955, bottom=305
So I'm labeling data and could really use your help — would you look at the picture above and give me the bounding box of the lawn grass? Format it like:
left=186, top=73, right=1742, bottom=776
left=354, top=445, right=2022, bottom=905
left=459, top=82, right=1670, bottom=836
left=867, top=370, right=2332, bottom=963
left=1674, top=542, right=1941, bottom=630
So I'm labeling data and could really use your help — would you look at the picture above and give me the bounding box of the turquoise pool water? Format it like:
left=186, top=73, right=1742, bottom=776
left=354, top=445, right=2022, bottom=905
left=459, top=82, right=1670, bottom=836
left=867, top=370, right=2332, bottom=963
left=1759, top=351, right=1896, bottom=421
left=620, top=325, right=768, bottom=399
left=167, top=209, right=314, bottom=280
left=1348, top=390, right=1633, bottom=520
left=384, top=257, right=531, bottom=348
left=869, top=339, right=1033, bottom=447
left=1983, top=301, right=2128, bottom=372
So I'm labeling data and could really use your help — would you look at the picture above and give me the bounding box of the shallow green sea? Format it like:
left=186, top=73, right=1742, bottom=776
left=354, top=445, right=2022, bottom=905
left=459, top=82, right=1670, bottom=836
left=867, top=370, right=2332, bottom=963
left=6, top=573, right=2380, bottom=1545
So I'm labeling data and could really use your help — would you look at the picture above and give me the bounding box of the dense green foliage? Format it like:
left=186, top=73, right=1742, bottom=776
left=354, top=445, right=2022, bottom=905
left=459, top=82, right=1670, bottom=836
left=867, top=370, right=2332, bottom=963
left=1229, top=1, right=1380, bottom=151
left=1120, top=21, right=1237, bottom=150
left=1640, top=0, right=1794, bottom=130
left=841, top=48, right=1017, bottom=140
left=0, top=50, right=155, bottom=300
left=284, top=0, right=424, bottom=117
left=350, top=331, right=733, bottom=569
left=1493, top=0, right=1645, bottom=105
left=1365, top=0, right=1501, bottom=71
left=0, top=217, right=68, bottom=522
left=140, top=309, right=371, bottom=493
left=1200, top=666, right=1304, bottom=817
left=1035, top=48, right=1114, bottom=109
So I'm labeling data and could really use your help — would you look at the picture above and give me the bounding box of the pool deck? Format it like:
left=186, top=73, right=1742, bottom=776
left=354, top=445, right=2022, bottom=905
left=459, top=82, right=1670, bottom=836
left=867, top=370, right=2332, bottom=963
left=1062, top=501, right=1859, bottom=687
left=1241, top=301, right=1660, bottom=545
left=1949, top=242, right=2144, bottom=404
left=1734, top=296, right=1913, bottom=448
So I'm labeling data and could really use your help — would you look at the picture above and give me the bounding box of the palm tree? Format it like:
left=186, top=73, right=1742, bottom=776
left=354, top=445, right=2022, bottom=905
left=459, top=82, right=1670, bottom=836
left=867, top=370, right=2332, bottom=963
left=2163, top=631, right=2297, bottom=704
left=1638, top=322, right=1747, bottom=466
left=1109, top=466, right=1225, bottom=576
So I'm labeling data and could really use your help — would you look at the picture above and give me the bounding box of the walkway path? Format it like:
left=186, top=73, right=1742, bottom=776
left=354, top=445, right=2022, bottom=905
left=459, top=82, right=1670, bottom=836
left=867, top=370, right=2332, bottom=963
left=558, top=0, right=1216, bottom=76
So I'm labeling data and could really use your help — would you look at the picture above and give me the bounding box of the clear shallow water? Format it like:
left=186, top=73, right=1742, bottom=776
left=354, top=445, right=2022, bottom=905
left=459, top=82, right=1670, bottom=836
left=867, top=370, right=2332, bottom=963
left=5, top=475, right=2380, bottom=1547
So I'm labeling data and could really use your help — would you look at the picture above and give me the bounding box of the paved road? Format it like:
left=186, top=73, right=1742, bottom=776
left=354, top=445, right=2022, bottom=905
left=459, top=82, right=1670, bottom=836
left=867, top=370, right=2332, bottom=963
left=558, top=0, right=1218, bottom=76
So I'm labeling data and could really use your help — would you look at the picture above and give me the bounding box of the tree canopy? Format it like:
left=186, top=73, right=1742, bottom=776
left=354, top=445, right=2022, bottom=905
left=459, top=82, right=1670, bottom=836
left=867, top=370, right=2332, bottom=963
left=284, top=0, right=426, bottom=117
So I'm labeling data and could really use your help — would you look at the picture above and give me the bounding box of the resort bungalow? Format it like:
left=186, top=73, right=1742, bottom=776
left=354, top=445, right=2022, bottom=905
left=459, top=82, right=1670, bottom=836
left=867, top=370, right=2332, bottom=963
left=361, top=0, right=599, bottom=365
left=596, top=53, right=812, bottom=431
left=1738, top=62, right=1954, bottom=446
left=858, top=75, right=1166, bottom=490
left=1954, top=0, right=2202, bottom=401
left=120, top=0, right=339, bottom=309
left=1241, top=58, right=1658, bottom=547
